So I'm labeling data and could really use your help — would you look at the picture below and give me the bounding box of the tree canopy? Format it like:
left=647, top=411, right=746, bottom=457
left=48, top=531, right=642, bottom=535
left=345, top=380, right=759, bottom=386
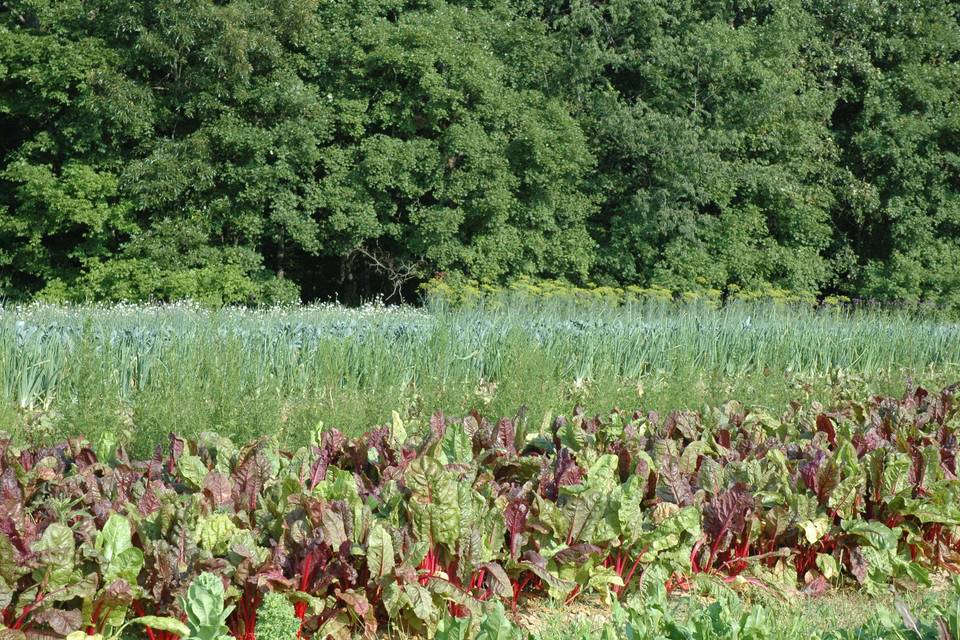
left=2, top=0, right=958, bottom=306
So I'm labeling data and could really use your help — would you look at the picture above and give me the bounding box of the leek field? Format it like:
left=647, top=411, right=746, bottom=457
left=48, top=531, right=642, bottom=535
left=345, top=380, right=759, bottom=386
left=3, top=297, right=959, bottom=453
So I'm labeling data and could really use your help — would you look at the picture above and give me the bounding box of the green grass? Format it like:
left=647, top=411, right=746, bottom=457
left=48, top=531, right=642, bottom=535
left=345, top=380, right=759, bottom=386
left=3, top=297, right=960, bottom=454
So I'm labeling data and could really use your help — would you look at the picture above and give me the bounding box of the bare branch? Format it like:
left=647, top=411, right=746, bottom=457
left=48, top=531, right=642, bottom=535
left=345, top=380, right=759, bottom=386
left=351, top=245, right=424, bottom=302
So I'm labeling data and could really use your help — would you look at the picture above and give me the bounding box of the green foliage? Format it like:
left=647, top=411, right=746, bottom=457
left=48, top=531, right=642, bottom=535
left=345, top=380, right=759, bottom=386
left=819, top=0, right=960, bottom=309
left=129, top=618, right=190, bottom=640
left=436, top=602, right=520, bottom=640
left=83, top=514, right=145, bottom=633
left=254, top=594, right=299, bottom=640
left=179, top=574, right=234, bottom=640
left=2, top=0, right=960, bottom=307
left=3, top=300, right=960, bottom=451
left=0, top=0, right=595, bottom=304
left=552, top=0, right=837, bottom=294
left=4, top=391, right=960, bottom=639
left=420, top=275, right=824, bottom=308
left=194, top=514, right=240, bottom=556
left=594, top=579, right=960, bottom=640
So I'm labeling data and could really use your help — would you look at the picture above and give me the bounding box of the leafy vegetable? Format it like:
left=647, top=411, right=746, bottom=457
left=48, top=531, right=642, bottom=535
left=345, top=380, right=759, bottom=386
left=2, top=384, right=959, bottom=637
left=179, top=574, right=233, bottom=640
left=254, top=594, right=299, bottom=640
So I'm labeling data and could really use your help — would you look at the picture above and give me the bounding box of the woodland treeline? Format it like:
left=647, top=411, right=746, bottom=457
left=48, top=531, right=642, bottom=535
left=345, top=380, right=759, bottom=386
left=1, top=0, right=959, bottom=305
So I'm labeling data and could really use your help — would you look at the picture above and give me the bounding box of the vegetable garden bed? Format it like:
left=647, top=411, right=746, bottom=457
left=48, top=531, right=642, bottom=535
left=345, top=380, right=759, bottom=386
left=1, top=385, right=958, bottom=639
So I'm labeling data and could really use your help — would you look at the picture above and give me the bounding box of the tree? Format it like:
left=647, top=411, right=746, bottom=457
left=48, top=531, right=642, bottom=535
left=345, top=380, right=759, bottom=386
left=1, top=0, right=597, bottom=303
left=0, top=0, right=139, bottom=298
left=542, top=0, right=838, bottom=294
left=2, top=0, right=960, bottom=307
left=815, top=0, right=960, bottom=307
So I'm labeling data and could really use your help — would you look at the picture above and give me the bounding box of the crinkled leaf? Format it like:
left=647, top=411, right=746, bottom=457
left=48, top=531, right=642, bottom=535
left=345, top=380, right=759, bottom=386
left=848, top=546, right=868, bottom=584
left=646, top=506, right=700, bottom=553
left=402, top=583, right=435, bottom=623
left=816, top=554, right=839, bottom=580
left=476, top=563, right=512, bottom=599
left=0, top=535, right=23, bottom=583
left=436, top=615, right=473, bottom=640
left=559, top=419, right=586, bottom=453
left=562, top=490, right=604, bottom=543
left=440, top=423, right=473, bottom=465
left=32, top=608, right=82, bottom=634
left=31, top=523, right=75, bottom=589
left=829, top=474, right=864, bottom=521
left=617, top=475, right=646, bottom=545
left=504, top=500, right=529, bottom=559
left=194, top=514, right=238, bottom=556
left=201, top=472, right=233, bottom=508
left=407, top=457, right=460, bottom=546
left=320, top=506, right=348, bottom=549
left=317, top=612, right=352, bottom=640
left=382, top=582, right=405, bottom=620
left=366, top=523, right=395, bottom=579
left=335, top=588, right=370, bottom=617
left=842, top=520, right=899, bottom=551
left=553, top=544, right=601, bottom=566
left=494, top=418, right=517, bottom=456
left=390, top=411, right=408, bottom=448
left=177, top=455, right=208, bottom=490
left=703, top=485, right=753, bottom=543
left=0, top=577, right=12, bottom=609
left=520, top=552, right=574, bottom=600
left=477, top=602, right=515, bottom=640
left=801, top=519, right=831, bottom=545
left=584, top=454, right=619, bottom=494
left=655, top=456, right=694, bottom=507
left=586, top=565, right=624, bottom=603
left=539, top=448, right=584, bottom=500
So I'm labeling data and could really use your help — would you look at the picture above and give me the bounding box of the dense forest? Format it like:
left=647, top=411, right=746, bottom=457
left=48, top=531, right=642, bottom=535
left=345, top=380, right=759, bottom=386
left=1, top=0, right=959, bottom=306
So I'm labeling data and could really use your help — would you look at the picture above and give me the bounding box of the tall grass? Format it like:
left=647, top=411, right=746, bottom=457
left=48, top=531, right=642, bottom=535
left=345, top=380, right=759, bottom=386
left=3, top=297, right=959, bottom=453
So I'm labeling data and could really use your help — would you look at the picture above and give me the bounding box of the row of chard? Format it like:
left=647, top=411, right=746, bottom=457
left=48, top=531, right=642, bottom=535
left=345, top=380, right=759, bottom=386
left=2, top=385, right=959, bottom=638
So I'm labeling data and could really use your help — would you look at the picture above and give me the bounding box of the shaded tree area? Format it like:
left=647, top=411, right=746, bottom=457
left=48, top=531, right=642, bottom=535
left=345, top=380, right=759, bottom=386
left=1, top=0, right=958, bottom=305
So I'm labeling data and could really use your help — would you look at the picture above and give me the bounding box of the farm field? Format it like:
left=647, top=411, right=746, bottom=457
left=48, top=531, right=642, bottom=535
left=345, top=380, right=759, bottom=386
left=5, top=0, right=960, bottom=636
left=3, top=298, right=960, bottom=453
left=2, top=298, right=960, bottom=639
left=1, top=375, right=959, bottom=639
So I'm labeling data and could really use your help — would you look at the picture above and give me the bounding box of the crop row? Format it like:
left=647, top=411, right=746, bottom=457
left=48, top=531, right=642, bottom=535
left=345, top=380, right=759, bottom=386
left=5, top=300, right=960, bottom=416
left=1, top=385, right=959, bottom=638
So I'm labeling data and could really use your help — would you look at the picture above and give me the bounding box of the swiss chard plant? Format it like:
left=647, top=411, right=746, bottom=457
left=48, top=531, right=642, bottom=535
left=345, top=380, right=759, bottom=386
left=1, top=383, right=959, bottom=638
